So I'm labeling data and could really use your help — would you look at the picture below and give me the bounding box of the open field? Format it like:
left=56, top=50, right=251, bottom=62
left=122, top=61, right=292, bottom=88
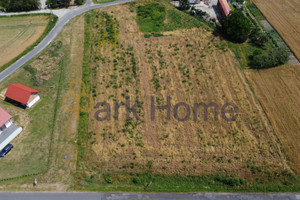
left=245, top=65, right=300, bottom=175
left=0, top=15, right=84, bottom=191
left=74, top=1, right=299, bottom=191
left=0, top=15, right=52, bottom=68
left=0, top=0, right=299, bottom=192
left=251, top=0, right=300, bottom=61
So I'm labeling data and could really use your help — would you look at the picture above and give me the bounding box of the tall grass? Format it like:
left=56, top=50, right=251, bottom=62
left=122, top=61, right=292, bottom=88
left=77, top=12, right=93, bottom=168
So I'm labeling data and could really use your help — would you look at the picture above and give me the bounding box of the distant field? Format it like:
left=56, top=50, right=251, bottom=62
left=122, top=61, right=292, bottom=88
left=245, top=65, right=300, bottom=175
left=0, top=15, right=50, bottom=68
left=252, top=0, right=300, bottom=61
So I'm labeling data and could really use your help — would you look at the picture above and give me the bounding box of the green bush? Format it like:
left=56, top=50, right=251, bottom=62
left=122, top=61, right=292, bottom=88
left=75, top=0, right=85, bottom=5
left=132, top=177, right=141, bottom=184
left=105, top=177, right=113, bottom=184
left=178, top=0, right=190, bottom=10
left=46, top=0, right=71, bottom=8
left=0, top=0, right=40, bottom=11
left=250, top=47, right=289, bottom=69
left=215, top=174, right=246, bottom=187
left=249, top=27, right=269, bottom=48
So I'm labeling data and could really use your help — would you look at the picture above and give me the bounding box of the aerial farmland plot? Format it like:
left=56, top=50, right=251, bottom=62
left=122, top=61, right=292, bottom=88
left=0, top=14, right=56, bottom=71
left=73, top=2, right=299, bottom=191
left=0, top=0, right=299, bottom=194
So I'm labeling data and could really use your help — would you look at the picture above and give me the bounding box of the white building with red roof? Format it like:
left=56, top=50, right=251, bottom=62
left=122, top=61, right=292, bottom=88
left=0, top=107, right=22, bottom=151
left=5, top=83, right=40, bottom=108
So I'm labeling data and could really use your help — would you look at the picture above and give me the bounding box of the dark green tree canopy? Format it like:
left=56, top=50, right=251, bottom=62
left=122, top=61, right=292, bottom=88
left=221, top=10, right=252, bottom=43
left=46, top=0, right=71, bottom=8
left=178, top=0, right=190, bottom=10
left=250, top=47, right=289, bottom=69
left=249, top=27, right=269, bottom=48
left=0, top=0, right=40, bottom=12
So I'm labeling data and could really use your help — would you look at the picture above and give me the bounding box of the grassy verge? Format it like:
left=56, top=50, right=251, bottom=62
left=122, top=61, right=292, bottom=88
left=93, top=0, right=117, bottom=4
left=72, top=172, right=300, bottom=192
left=0, top=13, right=58, bottom=73
left=76, top=11, right=93, bottom=172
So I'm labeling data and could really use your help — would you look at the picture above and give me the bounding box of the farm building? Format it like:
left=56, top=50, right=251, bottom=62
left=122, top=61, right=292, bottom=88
left=5, top=84, right=40, bottom=108
left=0, top=107, right=22, bottom=151
left=218, top=0, right=231, bottom=18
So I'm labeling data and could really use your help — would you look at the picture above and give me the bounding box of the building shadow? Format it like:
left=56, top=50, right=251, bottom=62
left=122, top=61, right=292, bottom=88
left=212, top=5, right=222, bottom=21
left=4, top=98, right=27, bottom=109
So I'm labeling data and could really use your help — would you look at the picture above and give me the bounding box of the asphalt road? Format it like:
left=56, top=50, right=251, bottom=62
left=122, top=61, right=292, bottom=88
left=0, top=0, right=131, bottom=83
left=0, top=192, right=300, bottom=200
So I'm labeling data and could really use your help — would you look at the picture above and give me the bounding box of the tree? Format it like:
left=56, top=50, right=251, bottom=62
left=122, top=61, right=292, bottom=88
left=250, top=47, right=289, bottom=69
left=75, top=0, right=84, bottom=5
left=250, top=27, right=269, bottom=48
left=0, top=0, right=40, bottom=12
left=221, top=10, right=252, bottom=43
left=46, top=0, right=71, bottom=8
left=178, top=0, right=190, bottom=11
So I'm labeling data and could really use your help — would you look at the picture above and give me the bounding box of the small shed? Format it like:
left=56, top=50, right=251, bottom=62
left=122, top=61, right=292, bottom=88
left=5, top=84, right=40, bottom=108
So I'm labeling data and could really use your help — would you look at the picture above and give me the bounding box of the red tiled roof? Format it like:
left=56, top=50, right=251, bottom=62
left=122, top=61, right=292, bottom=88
left=0, top=107, right=12, bottom=127
left=218, top=0, right=231, bottom=17
left=5, top=84, right=40, bottom=105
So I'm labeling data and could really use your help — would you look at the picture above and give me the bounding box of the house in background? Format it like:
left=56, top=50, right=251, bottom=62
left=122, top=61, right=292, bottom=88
left=218, top=0, right=231, bottom=18
left=5, top=83, right=40, bottom=108
left=0, top=107, right=22, bottom=151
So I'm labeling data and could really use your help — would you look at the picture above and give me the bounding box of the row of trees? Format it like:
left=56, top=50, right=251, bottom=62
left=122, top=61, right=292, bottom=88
left=0, top=0, right=40, bottom=12
left=46, top=0, right=85, bottom=8
left=0, top=0, right=85, bottom=11
left=46, top=0, right=70, bottom=8
left=220, top=10, right=288, bottom=69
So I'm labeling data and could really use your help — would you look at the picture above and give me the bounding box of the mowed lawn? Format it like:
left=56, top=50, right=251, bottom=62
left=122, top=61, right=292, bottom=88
left=0, top=15, right=51, bottom=68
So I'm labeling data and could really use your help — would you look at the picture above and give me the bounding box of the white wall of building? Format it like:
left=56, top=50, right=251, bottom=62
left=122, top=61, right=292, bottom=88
left=27, top=95, right=40, bottom=108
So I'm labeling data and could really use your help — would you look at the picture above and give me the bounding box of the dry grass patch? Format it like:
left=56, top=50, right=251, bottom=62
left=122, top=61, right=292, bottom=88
left=78, top=4, right=291, bottom=184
